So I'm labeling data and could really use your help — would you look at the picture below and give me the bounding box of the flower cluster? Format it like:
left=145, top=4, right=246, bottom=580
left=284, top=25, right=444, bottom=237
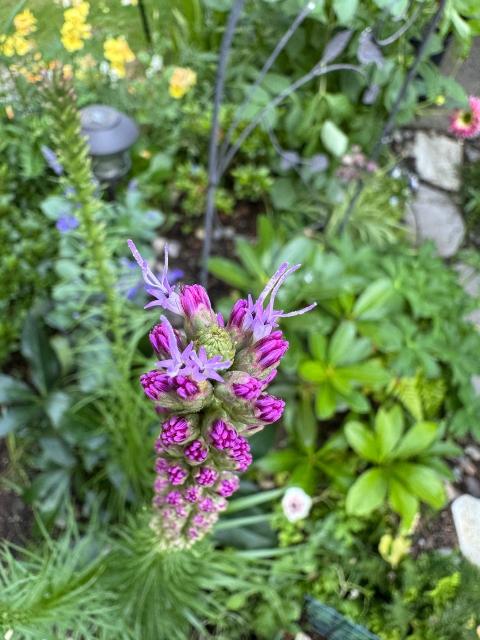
left=449, top=96, right=480, bottom=140
left=169, top=67, right=197, bottom=100
left=129, top=240, right=315, bottom=549
left=61, top=1, right=92, bottom=52
left=103, top=36, right=135, bottom=78
left=0, top=9, right=37, bottom=58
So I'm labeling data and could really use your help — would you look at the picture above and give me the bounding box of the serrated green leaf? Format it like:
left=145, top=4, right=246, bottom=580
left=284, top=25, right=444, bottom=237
left=346, top=468, right=387, bottom=515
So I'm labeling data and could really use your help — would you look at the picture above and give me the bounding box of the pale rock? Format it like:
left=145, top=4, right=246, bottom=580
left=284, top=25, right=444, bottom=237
left=413, top=131, right=462, bottom=191
left=452, top=494, right=480, bottom=566
left=407, top=184, right=465, bottom=257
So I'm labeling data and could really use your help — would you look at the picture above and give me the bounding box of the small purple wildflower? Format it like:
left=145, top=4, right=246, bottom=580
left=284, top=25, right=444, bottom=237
left=41, top=145, right=63, bottom=176
left=56, top=215, right=79, bottom=233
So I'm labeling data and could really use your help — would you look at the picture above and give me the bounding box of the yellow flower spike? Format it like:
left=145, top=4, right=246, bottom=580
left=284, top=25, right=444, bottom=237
left=169, top=67, right=197, bottom=99
left=14, top=9, right=37, bottom=37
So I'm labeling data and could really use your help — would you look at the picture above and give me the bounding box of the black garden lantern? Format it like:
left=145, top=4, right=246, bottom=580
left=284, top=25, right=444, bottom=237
left=79, top=104, right=139, bottom=185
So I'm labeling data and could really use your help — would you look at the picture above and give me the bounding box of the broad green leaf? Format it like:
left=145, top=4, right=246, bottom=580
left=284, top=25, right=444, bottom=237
left=393, top=463, right=445, bottom=509
left=276, top=237, right=317, bottom=265
left=0, top=405, right=43, bottom=437
left=257, top=216, right=275, bottom=254
left=44, top=391, right=72, bottom=428
left=352, top=279, right=393, bottom=320
left=21, top=315, right=61, bottom=395
left=330, top=370, right=354, bottom=395
left=328, top=321, right=356, bottom=365
left=341, top=359, right=389, bottom=386
left=0, top=374, right=34, bottom=404
left=315, top=384, right=337, bottom=419
left=333, top=0, right=358, bottom=23
left=39, top=436, right=75, bottom=467
left=321, top=120, right=348, bottom=157
left=345, top=420, right=379, bottom=462
left=346, top=468, right=387, bottom=515
left=236, top=238, right=266, bottom=279
left=394, top=421, right=438, bottom=459
left=299, top=360, right=326, bottom=383
left=375, top=405, right=404, bottom=460
left=389, top=477, right=419, bottom=531
left=257, top=449, right=302, bottom=473
left=344, top=390, right=370, bottom=413
left=297, top=393, right=318, bottom=452
left=289, top=461, right=318, bottom=494
left=308, top=333, right=327, bottom=362
left=208, top=257, right=251, bottom=290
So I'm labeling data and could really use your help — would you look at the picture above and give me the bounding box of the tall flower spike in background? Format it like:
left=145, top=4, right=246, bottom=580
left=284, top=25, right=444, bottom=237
left=129, top=240, right=315, bottom=549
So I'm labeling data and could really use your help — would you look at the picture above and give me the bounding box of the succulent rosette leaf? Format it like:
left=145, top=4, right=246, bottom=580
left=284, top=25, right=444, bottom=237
left=128, top=240, right=315, bottom=550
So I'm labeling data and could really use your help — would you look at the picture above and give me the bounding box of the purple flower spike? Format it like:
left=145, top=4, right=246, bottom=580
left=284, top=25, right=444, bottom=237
left=255, top=394, right=285, bottom=424
left=233, top=375, right=262, bottom=400
left=195, top=466, right=218, bottom=487
left=140, top=370, right=173, bottom=400
left=160, top=416, right=191, bottom=446
left=209, top=419, right=238, bottom=450
left=167, top=465, right=188, bottom=485
left=184, top=439, right=209, bottom=464
left=254, top=331, right=289, bottom=369
left=128, top=240, right=183, bottom=314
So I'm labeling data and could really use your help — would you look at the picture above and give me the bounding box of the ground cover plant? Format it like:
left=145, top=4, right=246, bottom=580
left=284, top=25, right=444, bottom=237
left=1, top=1, right=480, bottom=639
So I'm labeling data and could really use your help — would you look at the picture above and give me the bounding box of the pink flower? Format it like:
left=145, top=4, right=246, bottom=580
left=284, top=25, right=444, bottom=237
left=449, top=96, right=480, bottom=139
left=184, top=439, right=209, bottom=464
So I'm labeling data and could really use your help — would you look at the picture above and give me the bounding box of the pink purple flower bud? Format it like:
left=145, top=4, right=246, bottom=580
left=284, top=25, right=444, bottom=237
left=233, top=375, right=262, bottom=400
left=140, top=370, right=173, bottom=400
left=167, top=465, right=188, bottom=485
left=195, top=466, right=219, bottom=487
left=154, top=475, right=169, bottom=493
left=217, top=476, right=240, bottom=497
left=184, top=486, right=201, bottom=502
left=198, top=497, right=215, bottom=513
left=228, top=299, right=248, bottom=328
left=165, top=490, right=183, bottom=505
left=184, top=439, right=209, bottom=464
left=149, top=322, right=182, bottom=356
left=209, top=419, right=238, bottom=450
left=173, top=375, right=199, bottom=399
left=255, top=394, right=285, bottom=424
left=254, top=331, right=289, bottom=369
left=180, top=284, right=213, bottom=318
left=160, top=416, right=192, bottom=447
left=155, top=457, right=169, bottom=472
left=228, top=436, right=252, bottom=472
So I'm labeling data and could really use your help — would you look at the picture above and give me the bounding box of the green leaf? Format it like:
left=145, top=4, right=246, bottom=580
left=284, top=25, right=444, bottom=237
left=21, top=315, right=61, bottom=395
left=44, top=391, right=72, bottom=428
left=297, top=393, right=318, bottom=452
left=299, top=360, right=326, bottom=383
left=333, top=0, right=358, bottom=23
left=345, top=420, right=379, bottom=462
left=375, top=406, right=404, bottom=460
left=315, top=384, right=337, bottom=419
left=236, top=238, right=266, bottom=279
left=227, top=488, right=284, bottom=514
left=0, top=405, right=43, bottom=437
left=393, top=463, right=445, bottom=509
left=289, top=461, right=318, bottom=494
left=328, top=321, right=356, bottom=365
left=346, top=468, right=387, bottom=516
left=257, top=449, right=301, bottom=473
left=208, top=257, right=251, bottom=290
left=39, top=436, right=75, bottom=467
left=321, top=120, right=348, bottom=157
left=308, top=333, right=327, bottom=362
left=353, top=279, right=393, bottom=320
left=394, top=422, right=438, bottom=459
left=0, top=374, right=34, bottom=404
left=389, top=477, right=419, bottom=530
left=341, top=359, right=389, bottom=386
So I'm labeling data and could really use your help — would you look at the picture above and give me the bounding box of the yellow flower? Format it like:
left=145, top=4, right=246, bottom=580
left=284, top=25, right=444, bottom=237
left=14, top=9, right=37, bottom=37
left=435, top=95, right=446, bottom=106
left=169, top=67, right=197, bottom=99
left=379, top=533, right=411, bottom=568
left=5, top=105, right=14, bottom=120
left=0, top=33, right=32, bottom=57
left=104, top=36, right=135, bottom=77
